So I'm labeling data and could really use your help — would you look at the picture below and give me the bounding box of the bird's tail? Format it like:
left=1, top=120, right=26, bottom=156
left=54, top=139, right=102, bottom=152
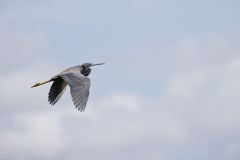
left=31, top=79, right=52, bottom=88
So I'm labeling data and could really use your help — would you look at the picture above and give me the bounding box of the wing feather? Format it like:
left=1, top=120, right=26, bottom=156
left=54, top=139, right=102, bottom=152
left=48, top=77, right=67, bottom=105
left=61, top=72, right=90, bottom=111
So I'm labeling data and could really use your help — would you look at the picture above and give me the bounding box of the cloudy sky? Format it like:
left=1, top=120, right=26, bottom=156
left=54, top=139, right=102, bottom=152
left=0, top=0, right=240, bottom=160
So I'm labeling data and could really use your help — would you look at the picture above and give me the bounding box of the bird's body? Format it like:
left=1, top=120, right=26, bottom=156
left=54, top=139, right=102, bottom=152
left=31, top=63, right=104, bottom=111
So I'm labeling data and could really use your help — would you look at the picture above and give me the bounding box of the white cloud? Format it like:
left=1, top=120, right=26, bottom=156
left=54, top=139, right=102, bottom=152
left=111, top=34, right=240, bottom=82
left=98, top=92, right=140, bottom=113
left=1, top=34, right=240, bottom=160
left=0, top=111, right=64, bottom=159
left=0, top=30, right=51, bottom=73
left=0, top=28, right=58, bottom=112
left=0, top=33, right=240, bottom=160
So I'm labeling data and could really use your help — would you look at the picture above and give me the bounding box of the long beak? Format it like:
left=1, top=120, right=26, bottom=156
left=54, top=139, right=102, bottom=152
left=90, top=63, right=105, bottom=66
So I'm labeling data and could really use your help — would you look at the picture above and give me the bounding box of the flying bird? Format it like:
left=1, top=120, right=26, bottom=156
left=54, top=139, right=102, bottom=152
left=31, top=63, right=105, bottom=111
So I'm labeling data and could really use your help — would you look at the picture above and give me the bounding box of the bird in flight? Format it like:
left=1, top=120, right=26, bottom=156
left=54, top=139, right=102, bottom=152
left=31, top=63, right=105, bottom=111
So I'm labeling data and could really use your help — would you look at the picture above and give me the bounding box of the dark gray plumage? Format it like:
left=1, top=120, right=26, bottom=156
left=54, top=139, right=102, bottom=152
left=31, top=63, right=104, bottom=111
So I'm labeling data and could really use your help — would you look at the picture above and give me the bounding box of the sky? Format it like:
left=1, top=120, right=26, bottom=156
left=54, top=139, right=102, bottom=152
left=0, top=0, right=240, bottom=160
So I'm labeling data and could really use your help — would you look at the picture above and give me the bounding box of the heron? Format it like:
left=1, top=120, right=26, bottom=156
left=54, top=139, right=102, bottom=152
left=31, top=63, right=105, bottom=111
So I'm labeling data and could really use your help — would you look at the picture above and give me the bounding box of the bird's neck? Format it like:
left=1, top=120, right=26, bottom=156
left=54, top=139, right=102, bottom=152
left=81, top=67, right=91, bottom=76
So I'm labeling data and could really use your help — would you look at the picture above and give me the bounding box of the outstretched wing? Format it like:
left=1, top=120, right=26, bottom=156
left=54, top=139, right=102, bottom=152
left=48, top=77, right=67, bottom=105
left=61, top=72, right=90, bottom=111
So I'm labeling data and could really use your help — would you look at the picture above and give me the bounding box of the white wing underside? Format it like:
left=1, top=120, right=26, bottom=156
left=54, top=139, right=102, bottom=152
left=61, top=72, right=91, bottom=111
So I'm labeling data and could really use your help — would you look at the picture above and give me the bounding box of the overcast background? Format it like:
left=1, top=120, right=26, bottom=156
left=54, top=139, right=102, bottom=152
left=0, top=0, right=240, bottom=160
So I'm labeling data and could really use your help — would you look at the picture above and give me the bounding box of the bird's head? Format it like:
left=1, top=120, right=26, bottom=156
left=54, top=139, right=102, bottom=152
left=81, top=63, right=105, bottom=76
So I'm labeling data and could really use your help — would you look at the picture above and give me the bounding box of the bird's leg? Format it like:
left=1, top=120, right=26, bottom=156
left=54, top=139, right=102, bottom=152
left=31, top=79, right=52, bottom=88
